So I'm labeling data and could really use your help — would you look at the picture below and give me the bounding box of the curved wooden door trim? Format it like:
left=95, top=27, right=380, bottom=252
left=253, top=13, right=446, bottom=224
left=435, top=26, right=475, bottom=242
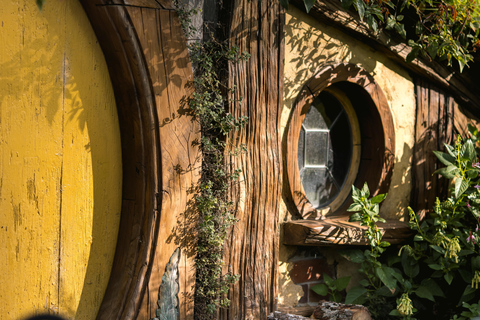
left=285, top=63, right=395, bottom=220
left=80, top=1, right=162, bottom=319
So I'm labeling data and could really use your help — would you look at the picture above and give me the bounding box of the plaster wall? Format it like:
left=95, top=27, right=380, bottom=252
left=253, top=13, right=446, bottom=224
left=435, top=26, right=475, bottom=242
left=278, top=6, right=417, bottom=308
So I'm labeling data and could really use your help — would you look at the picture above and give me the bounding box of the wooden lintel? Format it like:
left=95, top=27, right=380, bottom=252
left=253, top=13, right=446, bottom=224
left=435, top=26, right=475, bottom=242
left=289, top=0, right=480, bottom=112
left=283, top=218, right=411, bottom=246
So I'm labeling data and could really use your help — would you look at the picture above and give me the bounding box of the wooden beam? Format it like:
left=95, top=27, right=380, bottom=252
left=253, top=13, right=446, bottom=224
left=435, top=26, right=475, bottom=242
left=283, top=218, right=411, bottom=246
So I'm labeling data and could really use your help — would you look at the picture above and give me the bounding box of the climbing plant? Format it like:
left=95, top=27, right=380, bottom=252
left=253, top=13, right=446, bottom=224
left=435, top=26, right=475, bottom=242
left=172, top=2, right=250, bottom=319
left=283, top=0, right=480, bottom=72
left=189, top=36, right=248, bottom=319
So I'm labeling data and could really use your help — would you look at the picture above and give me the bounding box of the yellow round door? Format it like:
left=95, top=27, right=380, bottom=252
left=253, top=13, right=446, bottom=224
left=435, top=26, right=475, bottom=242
left=0, top=1, right=122, bottom=319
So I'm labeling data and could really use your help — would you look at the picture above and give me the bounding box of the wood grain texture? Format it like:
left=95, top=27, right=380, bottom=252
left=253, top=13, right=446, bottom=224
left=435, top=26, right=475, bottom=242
left=80, top=1, right=198, bottom=319
left=410, top=78, right=478, bottom=220
left=312, top=301, right=372, bottom=320
left=288, top=0, right=480, bottom=113
left=125, top=6, right=199, bottom=320
left=285, top=63, right=395, bottom=220
left=0, top=1, right=121, bottom=319
left=221, top=0, right=285, bottom=319
left=283, top=219, right=411, bottom=246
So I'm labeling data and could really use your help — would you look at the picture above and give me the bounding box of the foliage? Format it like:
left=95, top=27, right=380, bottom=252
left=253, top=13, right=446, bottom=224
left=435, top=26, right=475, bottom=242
left=282, top=0, right=480, bottom=72
left=185, top=16, right=250, bottom=320
left=173, top=0, right=201, bottom=39
left=311, top=274, right=351, bottom=302
left=36, top=0, right=45, bottom=10
left=341, top=125, right=480, bottom=319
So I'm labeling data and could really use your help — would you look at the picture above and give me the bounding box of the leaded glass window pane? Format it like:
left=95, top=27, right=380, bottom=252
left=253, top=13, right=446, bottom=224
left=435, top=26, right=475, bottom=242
left=297, top=90, right=353, bottom=208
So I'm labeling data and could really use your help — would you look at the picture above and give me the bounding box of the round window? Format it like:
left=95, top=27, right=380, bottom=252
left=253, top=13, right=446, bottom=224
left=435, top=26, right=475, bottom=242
left=297, top=87, right=361, bottom=210
left=285, top=63, right=395, bottom=220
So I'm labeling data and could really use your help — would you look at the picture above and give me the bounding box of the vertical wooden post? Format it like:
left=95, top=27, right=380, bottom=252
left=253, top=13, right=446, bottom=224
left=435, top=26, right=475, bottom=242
left=221, top=0, right=285, bottom=319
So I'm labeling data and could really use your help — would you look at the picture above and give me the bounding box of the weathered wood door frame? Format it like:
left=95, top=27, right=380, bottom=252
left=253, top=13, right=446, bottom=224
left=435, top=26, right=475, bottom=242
left=80, top=1, right=197, bottom=319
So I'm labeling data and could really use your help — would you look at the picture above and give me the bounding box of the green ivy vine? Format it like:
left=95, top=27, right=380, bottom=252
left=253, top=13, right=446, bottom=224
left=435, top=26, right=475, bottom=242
left=173, top=2, right=250, bottom=319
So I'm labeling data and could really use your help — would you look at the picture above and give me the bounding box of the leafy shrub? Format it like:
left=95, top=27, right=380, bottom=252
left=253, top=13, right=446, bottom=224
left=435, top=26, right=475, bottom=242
left=342, top=124, right=480, bottom=319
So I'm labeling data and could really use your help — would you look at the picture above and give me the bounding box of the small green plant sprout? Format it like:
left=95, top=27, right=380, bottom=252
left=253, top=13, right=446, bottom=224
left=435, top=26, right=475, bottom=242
left=348, top=182, right=388, bottom=249
left=311, top=274, right=351, bottom=303
left=343, top=183, right=400, bottom=316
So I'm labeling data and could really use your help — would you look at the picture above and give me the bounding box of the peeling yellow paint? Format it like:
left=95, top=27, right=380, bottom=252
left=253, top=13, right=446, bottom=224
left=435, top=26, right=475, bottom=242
left=0, top=1, right=121, bottom=319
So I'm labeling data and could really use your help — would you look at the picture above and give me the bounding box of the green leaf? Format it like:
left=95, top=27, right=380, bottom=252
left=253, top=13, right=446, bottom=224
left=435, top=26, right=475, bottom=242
left=355, top=0, right=365, bottom=20
left=389, top=309, right=402, bottom=316
left=402, top=253, right=419, bottom=278
left=36, top=0, right=45, bottom=10
left=406, top=46, right=420, bottom=63
left=349, top=213, right=362, bottom=222
left=467, top=169, right=479, bottom=179
left=445, top=144, right=456, bottom=158
left=471, top=256, right=480, bottom=270
left=376, top=266, right=397, bottom=291
left=352, top=185, right=360, bottom=198
left=311, top=283, right=328, bottom=296
left=433, top=151, right=456, bottom=166
left=303, top=0, right=316, bottom=12
left=345, top=286, right=367, bottom=304
left=394, top=22, right=407, bottom=39
left=371, top=193, right=387, bottom=204
left=427, top=42, right=439, bottom=59
left=361, top=182, right=370, bottom=197
left=462, top=140, right=476, bottom=161
left=340, top=249, right=365, bottom=263
left=347, top=203, right=363, bottom=212
left=430, top=245, right=446, bottom=255
left=455, top=177, right=469, bottom=199
left=323, top=273, right=334, bottom=287
left=340, top=0, right=354, bottom=9
left=428, top=263, right=443, bottom=270
left=386, top=15, right=396, bottom=29
left=434, top=165, right=460, bottom=179
left=335, top=276, right=351, bottom=291
left=414, top=234, right=424, bottom=241
left=460, top=285, right=476, bottom=305
left=279, top=0, right=289, bottom=9
left=445, top=272, right=454, bottom=285
left=421, top=279, right=445, bottom=297
left=415, top=285, right=435, bottom=302
left=376, top=285, right=396, bottom=297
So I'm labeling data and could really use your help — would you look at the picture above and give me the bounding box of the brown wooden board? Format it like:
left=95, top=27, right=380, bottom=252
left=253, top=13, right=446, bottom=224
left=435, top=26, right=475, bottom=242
left=283, top=218, right=411, bottom=246
left=80, top=1, right=199, bottom=319
left=220, top=0, right=285, bottom=319
left=410, top=78, right=477, bottom=220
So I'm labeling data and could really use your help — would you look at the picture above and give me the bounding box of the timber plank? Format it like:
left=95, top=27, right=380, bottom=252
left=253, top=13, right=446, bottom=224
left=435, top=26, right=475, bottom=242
left=221, top=0, right=284, bottom=319
left=126, top=5, right=198, bottom=320
left=410, top=79, right=472, bottom=220
left=283, top=218, right=411, bottom=246
left=80, top=1, right=198, bottom=319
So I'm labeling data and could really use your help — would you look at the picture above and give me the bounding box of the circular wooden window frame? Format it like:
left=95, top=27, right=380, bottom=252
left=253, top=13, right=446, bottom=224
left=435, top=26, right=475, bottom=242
left=286, top=63, right=396, bottom=220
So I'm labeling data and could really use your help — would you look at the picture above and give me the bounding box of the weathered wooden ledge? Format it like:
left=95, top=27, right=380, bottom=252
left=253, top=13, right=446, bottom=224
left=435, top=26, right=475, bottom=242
left=283, top=218, right=411, bottom=246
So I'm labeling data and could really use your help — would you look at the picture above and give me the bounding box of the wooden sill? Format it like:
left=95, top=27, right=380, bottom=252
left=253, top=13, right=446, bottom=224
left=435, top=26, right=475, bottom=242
left=283, top=217, right=411, bottom=246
